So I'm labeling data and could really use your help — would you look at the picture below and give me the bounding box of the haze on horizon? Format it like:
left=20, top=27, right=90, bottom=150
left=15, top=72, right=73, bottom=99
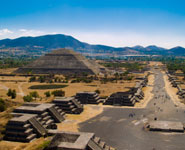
left=0, top=0, right=185, bottom=49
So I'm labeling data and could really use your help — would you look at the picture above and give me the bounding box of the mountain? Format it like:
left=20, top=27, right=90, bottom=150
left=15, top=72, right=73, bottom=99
left=0, top=34, right=184, bottom=57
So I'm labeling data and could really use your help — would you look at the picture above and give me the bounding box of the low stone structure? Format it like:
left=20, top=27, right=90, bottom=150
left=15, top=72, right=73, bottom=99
left=146, top=121, right=184, bottom=133
left=45, top=131, right=116, bottom=150
left=104, top=74, right=148, bottom=106
left=167, top=73, right=185, bottom=102
left=4, top=113, right=47, bottom=142
left=52, top=97, right=84, bottom=114
left=13, top=103, right=65, bottom=129
left=75, top=92, right=101, bottom=104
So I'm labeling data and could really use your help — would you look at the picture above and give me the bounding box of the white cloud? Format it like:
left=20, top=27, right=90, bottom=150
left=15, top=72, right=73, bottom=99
left=0, top=29, right=13, bottom=36
left=18, top=29, right=45, bottom=37
left=0, top=28, right=185, bottom=48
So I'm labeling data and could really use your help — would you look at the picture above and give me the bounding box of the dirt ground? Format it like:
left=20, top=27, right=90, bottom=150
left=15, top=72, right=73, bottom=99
left=57, top=105, right=104, bottom=132
left=0, top=74, right=136, bottom=103
left=0, top=67, right=153, bottom=150
left=135, top=73, right=154, bottom=108
left=163, top=73, right=185, bottom=107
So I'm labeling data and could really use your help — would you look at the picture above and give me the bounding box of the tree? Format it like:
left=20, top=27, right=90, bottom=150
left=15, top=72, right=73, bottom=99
left=7, top=89, right=12, bottom=97
left=39, top=76, right=46, bottom=83
left=44, top=91, right=51, bottom=97
left=29, top=76, right=36, bottom=82
left=30, top=91, right=39, bottom=99
left=95, top=89, right=100, bottom=94
left=52, top=90, right=65, bottom=97
left=11, top=90, right=16, bottom=99
left=23, top=95, right=33, bottom=102
left=7, top=89, right=16, bottom=99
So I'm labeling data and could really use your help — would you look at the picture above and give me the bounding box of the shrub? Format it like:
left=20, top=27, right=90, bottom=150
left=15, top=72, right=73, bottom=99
left=29, top=76, right=36, bottom=82
left=52, top=90, right=65, bottom=97
left=36, top=140, right=51, bottom=150
left=95, top=89, right=100, bottom=94
left=11, top=90, right=16, bottom=99
left=23, top=95, right=33, bottom=102
left=30, top=91, right=39, bottom=99
left=7, top=89, right=12, bottom=97
left=44, top=91, right=51, bottom=97
left=7, top=89, right=16, bottom=99
left=39, top=76, right=46, bottom=83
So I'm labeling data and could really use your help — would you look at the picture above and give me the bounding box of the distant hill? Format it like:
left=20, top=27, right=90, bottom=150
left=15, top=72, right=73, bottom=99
left=0, top=34, right=185, bottom=57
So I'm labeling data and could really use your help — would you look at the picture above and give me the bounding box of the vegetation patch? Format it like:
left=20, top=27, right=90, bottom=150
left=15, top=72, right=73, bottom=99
left=36, top=140, right=51, bottom=150
left=29, top=84, right=68, bottom=89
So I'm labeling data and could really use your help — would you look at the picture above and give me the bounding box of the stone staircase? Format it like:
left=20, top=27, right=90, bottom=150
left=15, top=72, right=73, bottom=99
left=52, top=97, right=83, bottom=114
left=75, top=92, right=101, bottom=104
left=88, top=136, right=116, bottom=150
left=28, top=117, right=47, bottom=136
left=48, top=106, right=65, bottom=123
left=4, top=114, right=40, bottom=142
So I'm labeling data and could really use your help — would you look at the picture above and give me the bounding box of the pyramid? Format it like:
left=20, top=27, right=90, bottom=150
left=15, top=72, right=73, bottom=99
left=15, top=48, right=102, bottom=75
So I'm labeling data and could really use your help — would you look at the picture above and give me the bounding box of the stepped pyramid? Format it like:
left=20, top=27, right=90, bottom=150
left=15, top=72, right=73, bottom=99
left=15, top=48, right=102, bottom=75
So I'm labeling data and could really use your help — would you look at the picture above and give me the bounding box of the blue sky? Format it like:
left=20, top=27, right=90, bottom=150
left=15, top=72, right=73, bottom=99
left=0, top=0, right=185, bottom=48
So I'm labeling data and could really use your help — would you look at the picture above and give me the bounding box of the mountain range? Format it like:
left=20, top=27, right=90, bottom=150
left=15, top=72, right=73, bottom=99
left=0, top=34, right=185, bottom=57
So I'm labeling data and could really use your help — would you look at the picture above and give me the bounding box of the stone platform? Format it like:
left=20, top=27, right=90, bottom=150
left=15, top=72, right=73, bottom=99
left=147, top=121, right=184, bottom=133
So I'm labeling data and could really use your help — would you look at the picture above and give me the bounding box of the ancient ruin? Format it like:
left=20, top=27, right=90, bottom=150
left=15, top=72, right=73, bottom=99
left=104, top=75, right=148, bottom=106
left=46, top=130, right=116, bottom=150
left=52, top=97, right=84, bottom=114
left=75, top=92, right=101, bottom=104
left=4, top=113, right=47, bottom=142
left=15, top=48, right=102, bottom=75
left=13, top=103, right=65, bottom=128
left=167, top=73, right=185, bottom=102
left=146, top=121, right=184, bottom=133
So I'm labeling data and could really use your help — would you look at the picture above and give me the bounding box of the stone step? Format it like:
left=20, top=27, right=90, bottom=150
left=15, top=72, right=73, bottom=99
left=94, top=137, right=100, bottom=144
left=26, top=133, right=37, bottom=142
left=104, top=145, right=110, bottom=150
left=99, top=141, right=106, bottom=149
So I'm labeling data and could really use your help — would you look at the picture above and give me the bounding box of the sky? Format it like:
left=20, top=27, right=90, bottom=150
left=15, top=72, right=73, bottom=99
left=0, top=0, right=185, bottom=48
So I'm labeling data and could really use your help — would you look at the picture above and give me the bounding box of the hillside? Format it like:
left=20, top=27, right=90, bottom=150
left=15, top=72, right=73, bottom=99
left=0, top=34, right=185, bottom=57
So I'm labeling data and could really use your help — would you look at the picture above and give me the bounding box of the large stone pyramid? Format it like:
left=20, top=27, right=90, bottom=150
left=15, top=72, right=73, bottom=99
left=16, top=48, right=101, bottom=75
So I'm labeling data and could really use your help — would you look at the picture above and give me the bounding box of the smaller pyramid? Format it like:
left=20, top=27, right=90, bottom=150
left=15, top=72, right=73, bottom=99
left=15, top=48, right=101, bottom=75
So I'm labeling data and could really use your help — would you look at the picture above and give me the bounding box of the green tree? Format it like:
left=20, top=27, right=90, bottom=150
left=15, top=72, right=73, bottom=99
left=52, top=90, right=65, bottom=97
left=11, top=89, right=16, bottom=99
left=23, top=95, right=33, bottom=102
left=95, top=89, right=100, bottom=94
left=7, top=89, right=12, bottom=97
left=30, top=91, right=39, bottom=99
left=29, top=76, right=36, bottom=82
left=44, top=91, right=51, bottom=97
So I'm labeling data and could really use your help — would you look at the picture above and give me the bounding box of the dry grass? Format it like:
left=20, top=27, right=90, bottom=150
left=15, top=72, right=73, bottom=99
left=0, top=75, right=136, bottom=103
left=57, top=105, right=103, bottom=132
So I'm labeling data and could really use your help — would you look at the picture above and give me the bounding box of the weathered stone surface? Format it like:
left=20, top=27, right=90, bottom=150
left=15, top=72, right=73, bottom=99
left=15, top=48, right=102, bottom=75
left=147, top=121, right=184, bottom=132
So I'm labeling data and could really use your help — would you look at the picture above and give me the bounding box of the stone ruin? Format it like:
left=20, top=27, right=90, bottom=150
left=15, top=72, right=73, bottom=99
left=13, top=103, right=65, bottom=127
left=104, top=74, right=148, bottom=106
left=167, top=73, right=185, bottom=102
left=45, top=130, right=116, bottom=150
left=15, top=48, right=102, bottom=75
left=145, top=121, right=184, bottom=133
left=52, top=97, right=84, bottom=114
left=4, top=103, right=66, bottom=142
left=75, top=92, right=101, bottom=104
left=4, top=113, right=47, bottom=142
